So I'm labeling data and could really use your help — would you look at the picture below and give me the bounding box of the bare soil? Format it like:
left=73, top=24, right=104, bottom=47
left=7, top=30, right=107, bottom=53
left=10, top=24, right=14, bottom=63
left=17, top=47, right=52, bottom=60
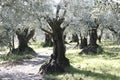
left=0, top=48, right=52, bottom=80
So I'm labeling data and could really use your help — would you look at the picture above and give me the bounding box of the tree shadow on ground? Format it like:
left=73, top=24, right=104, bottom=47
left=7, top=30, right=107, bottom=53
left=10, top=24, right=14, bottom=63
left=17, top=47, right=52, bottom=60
left=101, top=47, right=120, bottom=59
left=22, top=54, right=50, bottom=66
left=0, top=71, right=43, bottom=80
left=66, top=66, right=120, bottom=80
left=102, top=51, right=119, bottom=58
left=0, top=53, right=50, bottom=67
left=104, top=47, right=120, bottom=53
left=79, top=50, right=119, bottom=59
left=46, top=66, right=120, bottom=80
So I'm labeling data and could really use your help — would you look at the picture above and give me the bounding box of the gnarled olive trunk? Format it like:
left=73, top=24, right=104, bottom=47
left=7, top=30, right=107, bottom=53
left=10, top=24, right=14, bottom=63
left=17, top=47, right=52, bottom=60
left=64, top=34, right=68, bottom=44
left=39, top=22, right=70, bottom=74
left=43, top=33, right=53, bottom=47
left=52, top=28, right=69, bottom=67
left=70, top=34, right=79, bottom=43
left=17, top=35, right=28, bottom=51
left=89, top=29, right=97, bottom=45
left=70, top=34, right=79, bottom=48
left=80, top=29, right=103, bottom=54
left=80, top=37, right=87, bottom=49
left=10, top=28, right=35, bottom=55
left=39, top=5, right=70, bottom=73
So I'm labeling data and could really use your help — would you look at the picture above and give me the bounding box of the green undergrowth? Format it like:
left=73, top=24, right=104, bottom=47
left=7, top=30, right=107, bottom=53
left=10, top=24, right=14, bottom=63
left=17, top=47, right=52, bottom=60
left=29, top=41, right=45, bottom=48
left=0, top=53, right=33, bottom=62
left=45, top=42, right=120, bottom=80
left=0, top=41, right=52, bottom=62
left=29, top=41, right=53, bottom=49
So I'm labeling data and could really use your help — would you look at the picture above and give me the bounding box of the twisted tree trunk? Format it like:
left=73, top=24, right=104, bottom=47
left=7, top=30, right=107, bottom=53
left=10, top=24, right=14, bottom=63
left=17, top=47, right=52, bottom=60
left=89, top=28, right=97, bottom=45
left=70, top=34, right=79, bottom=43
left=80, top=37, right=87, bottom=49
left=39, top=19, right=70, bottom=74
left=52, top=28, right=69, bottom=68
left=17, top=35, right=28, bottom=51
left=43, top=33, right=53, bottom=47
left=11, top=28, right=35, bottom=55
left=39, top=4, right=70, bottom=74
left=80, top=28, right=103, bottom=54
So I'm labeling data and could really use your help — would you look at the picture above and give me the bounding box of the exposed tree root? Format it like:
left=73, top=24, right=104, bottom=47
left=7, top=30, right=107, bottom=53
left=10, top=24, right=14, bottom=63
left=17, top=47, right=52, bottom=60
left=39, top=55, right=70, bottom=74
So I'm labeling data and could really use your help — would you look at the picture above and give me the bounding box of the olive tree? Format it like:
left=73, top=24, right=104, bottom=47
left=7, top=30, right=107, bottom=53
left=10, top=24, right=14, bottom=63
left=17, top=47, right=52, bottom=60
left=39, top=0, right=71, bottom=74
left=67, top=0, right=104, bottom=54
left=93, top=0, right=120, bottom=44
left=16, top=0, right=71, bottom=73
left=0, top=0, right=36, bottom=54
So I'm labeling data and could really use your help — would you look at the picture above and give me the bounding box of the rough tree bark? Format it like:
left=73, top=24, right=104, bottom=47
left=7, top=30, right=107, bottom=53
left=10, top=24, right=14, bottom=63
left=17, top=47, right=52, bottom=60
left=12, top=33, right=15, bottom=50
left=63, top=34, right=68, bottom=44
left=39, top=3, right=70, bottom=74
left=80, top=28, right=103, bottom=54
left=43, top=32, right=53, bottom=47
left=70, top=34, right=79, bottom=43
left=39, top=18, right=70, bottom=74
left=11, top=28, right=35, bottom=55
left=79, top=33, right=87, bottom=49
left=80, top=37, right=87, bottom=49
left=69, top=34, right=79, bottom=48
left=80, top=18, right=104, bottom=54
left=98, top=35, right=102, bottom=43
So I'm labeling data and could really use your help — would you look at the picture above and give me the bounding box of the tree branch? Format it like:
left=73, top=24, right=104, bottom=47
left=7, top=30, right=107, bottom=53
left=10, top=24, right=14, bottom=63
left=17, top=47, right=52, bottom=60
left=46, top=25, right=52, bottom=31
left=56, top=4, right=61, bottom=19
left=61, top=8, right=67, bottom=18
left=45, top=16, right=54, bottom=29
left=27, top=29, right=35, bottom=41
left=62, top=19, right=72, bottom=31
left=16, top=28, right=21, bottom=36
left=62, top=23, right=69, bottom=31
left=40, top=27, right=52, bottom=35
left=58, top=18, right=65, bottom=25
left=108, top=27, right=117, bottom=34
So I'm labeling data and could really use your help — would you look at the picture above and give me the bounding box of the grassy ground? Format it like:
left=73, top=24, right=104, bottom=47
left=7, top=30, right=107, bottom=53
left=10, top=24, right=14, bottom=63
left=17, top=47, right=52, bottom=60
left=0, top=41, right=47, bottom=62
left=45, top=41, right=120, bottom=80
left=0, top=41, right=120, bottom=80
left=0, top=53, right=34, bottom=63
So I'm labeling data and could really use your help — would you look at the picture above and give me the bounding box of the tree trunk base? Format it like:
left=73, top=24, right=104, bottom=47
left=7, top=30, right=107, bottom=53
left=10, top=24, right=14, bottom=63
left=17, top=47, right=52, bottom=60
left=80, top=38, right=87, bottom=49
left=39, top=57, right=70, bottom=74
left=42, top=42, right=53, bottom=47
left=79, top=44, right=103, bottom=54
left=8, top=47, right=36, bottom=55
left=73, top=42, right=79, bottom=49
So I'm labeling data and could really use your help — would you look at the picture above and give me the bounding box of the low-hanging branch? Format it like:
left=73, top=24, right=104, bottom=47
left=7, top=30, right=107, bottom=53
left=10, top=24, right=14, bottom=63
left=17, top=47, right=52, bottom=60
left=45, top=17, right=54, bottom=28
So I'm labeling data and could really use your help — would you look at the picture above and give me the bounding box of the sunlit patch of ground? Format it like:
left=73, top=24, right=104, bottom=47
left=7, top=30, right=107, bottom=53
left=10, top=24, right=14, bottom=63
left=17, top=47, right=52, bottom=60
left=0, top=41, right=120, bottom=80
left=0, top=41, right=53, bottom=80
left=0, top=45, right=52, bottom=80
left=45, top=42, right=120, bottom=80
